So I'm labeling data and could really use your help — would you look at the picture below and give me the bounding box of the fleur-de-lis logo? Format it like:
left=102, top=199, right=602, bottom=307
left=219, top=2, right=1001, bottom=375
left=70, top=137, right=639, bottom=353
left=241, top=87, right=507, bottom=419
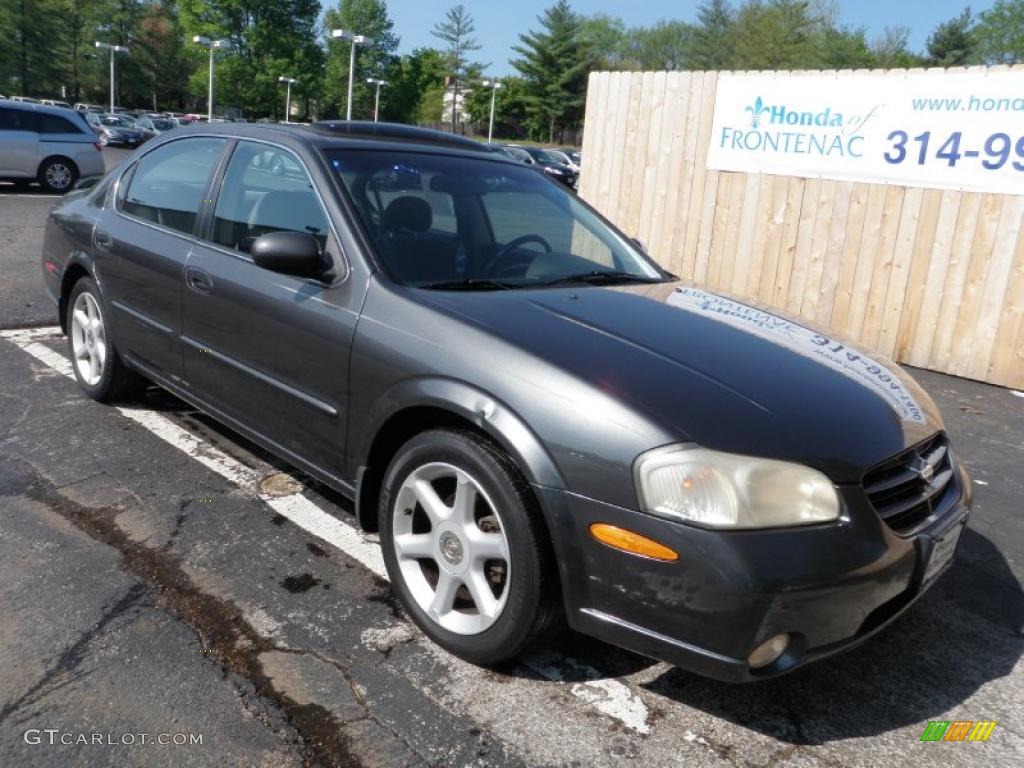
left=745, top=96, right=768, bottom=128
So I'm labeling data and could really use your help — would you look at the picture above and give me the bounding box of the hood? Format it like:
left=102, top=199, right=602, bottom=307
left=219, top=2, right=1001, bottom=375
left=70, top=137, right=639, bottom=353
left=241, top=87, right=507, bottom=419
left=416, top=281, right=944, bottom=482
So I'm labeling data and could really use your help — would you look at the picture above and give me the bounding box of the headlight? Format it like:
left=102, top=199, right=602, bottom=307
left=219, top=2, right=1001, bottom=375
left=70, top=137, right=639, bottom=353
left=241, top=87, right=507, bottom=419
left=633, top=445, right=840, bottom=529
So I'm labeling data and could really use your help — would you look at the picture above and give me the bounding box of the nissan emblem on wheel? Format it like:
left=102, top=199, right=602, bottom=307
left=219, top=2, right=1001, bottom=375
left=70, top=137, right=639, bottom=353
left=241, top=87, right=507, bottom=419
left=40, top=121, right=971, bottom=682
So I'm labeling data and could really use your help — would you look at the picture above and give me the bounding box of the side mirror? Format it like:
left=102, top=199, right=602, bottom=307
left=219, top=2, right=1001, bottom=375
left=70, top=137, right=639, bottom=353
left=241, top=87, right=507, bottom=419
left=251, top=231, right=323, bottom=278
left=632, top=237, right=647, bottom=253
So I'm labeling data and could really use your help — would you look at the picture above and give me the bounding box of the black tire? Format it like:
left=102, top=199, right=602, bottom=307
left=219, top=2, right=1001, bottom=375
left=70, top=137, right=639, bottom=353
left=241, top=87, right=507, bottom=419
left=379, top=429, right=562, bottom=664
left=66, top=277, right=147, bottom=402
left=38, top=157, right=78, bottom=194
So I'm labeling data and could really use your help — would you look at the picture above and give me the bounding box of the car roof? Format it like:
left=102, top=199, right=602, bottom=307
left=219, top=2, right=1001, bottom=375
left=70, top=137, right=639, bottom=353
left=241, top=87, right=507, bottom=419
left=0, top=100, right=87, bottom=119
left=172, top=120, right=499, bottom=160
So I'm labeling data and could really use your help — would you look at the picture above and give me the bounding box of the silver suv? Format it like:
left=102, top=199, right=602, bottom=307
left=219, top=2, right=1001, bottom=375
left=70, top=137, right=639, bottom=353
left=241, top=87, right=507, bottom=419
left=0, top=101, right=105, bottom=192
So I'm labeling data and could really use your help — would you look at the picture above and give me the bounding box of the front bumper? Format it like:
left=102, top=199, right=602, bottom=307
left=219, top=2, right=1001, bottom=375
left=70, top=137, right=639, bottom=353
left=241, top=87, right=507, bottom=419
left=536, top=464, right=971, bottom=682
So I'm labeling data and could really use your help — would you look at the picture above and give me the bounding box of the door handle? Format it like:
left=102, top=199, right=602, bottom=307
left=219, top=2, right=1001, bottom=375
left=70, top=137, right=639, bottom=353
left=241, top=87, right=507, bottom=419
left=95, top=230, right=113, bottom=249
left=185, top=267, right=213, bottom=295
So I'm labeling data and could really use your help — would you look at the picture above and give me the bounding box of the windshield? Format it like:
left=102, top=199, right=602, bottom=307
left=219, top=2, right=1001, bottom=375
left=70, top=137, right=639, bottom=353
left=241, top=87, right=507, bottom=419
left=328, top=150, right=664, bottom=290
left=152, top=119, right=174, bottom=130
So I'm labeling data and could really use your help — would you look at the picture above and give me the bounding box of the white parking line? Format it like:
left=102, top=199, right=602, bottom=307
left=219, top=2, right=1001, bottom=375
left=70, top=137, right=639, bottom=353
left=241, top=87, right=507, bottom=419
left=0, top=325, right=652, bottom=734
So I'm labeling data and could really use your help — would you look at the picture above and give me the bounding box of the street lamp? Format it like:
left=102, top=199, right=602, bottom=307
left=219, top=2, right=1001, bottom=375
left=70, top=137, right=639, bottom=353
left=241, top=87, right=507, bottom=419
left=481, top=80, right=503, bottom=144
left=330, top=29, right=374, bottom=121
left=192, top=36, right=229, bottom=122
left=94, top=42, right=129, bottom=113
left=278, top=76, right=299, bottom=122
left=366, top=78, right=387, bottom=122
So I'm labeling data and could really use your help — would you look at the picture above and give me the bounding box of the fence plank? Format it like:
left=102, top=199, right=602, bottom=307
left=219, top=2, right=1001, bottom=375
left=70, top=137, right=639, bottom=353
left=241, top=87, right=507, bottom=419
left=581, top=69, right=1024, bottom=388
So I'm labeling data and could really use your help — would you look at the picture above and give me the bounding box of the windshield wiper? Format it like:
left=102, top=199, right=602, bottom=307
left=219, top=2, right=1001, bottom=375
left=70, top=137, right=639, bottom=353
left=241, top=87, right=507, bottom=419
left=417, top=278, right=515, bottom=291
left=530, top=270, right=663, bottom=287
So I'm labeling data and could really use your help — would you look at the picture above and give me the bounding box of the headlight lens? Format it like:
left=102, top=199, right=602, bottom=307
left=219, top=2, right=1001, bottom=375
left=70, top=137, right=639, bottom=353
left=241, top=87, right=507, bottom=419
left=634, top=445, right=840, bottom=529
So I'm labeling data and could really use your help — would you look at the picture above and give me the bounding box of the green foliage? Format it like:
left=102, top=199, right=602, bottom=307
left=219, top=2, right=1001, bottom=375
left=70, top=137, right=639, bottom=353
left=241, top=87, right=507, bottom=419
left=577, top=14, right=628, bottom=70
left=431, top=4, right=482, bottom=129
left=384, top=46, right=446, bottom=124
left=926, top=8, right=977, bottom=66
left=179, top=0, right=324, bottom=119
left=512, top=0, right=593, bottom=142
left=871, top=26, right=926, bottom=68
left=692, top=0, right=735, bottom=69
left=323, top=0, right=399, bottom=120
left=732, top=0, right=819, bottom=69
left=975, top=0, right=1024, bottom=64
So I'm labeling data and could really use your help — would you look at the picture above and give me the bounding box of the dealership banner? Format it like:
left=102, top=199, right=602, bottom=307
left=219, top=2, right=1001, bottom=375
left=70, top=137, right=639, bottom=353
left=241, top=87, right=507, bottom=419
left=707, top=71, right=1024, bottom=195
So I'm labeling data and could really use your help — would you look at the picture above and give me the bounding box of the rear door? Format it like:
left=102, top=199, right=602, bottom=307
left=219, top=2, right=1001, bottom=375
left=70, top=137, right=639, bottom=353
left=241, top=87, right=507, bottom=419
left=0, top=106, right=39, bottom=176
left=98, top=136, right=228, bottom=384
left=182, top=139, right=363, bottom=482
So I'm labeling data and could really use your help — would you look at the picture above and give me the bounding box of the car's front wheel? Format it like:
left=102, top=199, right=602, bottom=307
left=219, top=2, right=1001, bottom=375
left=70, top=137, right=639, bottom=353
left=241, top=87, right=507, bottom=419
left=379, top=429, right=561, bottom=664
left=67, top=277, right=147, bottom=402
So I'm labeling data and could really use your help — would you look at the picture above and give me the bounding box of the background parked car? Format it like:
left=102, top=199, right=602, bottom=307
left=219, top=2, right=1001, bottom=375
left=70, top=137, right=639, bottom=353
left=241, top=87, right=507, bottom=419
left=546, top=149, right=580, bottom=174
left=94, top=114, right=145, bottom=147
left=40, top=99, right=73, bottom=109
left=0, top=100, right=103, bottom=192
left=135, top=116, right=177, bottom=140
left=508, top=145, right=579, bottom=189
left=10, top=96, right=41, bottom=104
left=74, top=103, right=106, bottom=114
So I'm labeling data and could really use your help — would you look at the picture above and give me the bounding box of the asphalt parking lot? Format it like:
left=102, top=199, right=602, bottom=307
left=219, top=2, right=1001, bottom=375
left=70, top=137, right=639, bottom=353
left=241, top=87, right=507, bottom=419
left=0, top=150, right=1022, bottom=767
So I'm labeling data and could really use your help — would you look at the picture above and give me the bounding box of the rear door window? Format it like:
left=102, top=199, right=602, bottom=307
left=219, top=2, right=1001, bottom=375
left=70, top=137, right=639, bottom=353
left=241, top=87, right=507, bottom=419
left=0, top=107, right=33, bottom=131
left=120, top=138, right=227, bottom=236
left=37, top=113, right=86, bottom=135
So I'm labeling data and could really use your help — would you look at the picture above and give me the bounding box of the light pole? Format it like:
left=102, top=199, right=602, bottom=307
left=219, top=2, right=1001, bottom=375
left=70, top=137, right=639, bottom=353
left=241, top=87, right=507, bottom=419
left=366, top=78, right=387, bottom=122
left=94, top=42, right=129, bottom=113
left=278, top=76, right=298, bottom=122
left=481, top=80, right=503, bottom=144
left=330, top=29, right=374, bottom=121
left=192, top=36, right=229, bottom=122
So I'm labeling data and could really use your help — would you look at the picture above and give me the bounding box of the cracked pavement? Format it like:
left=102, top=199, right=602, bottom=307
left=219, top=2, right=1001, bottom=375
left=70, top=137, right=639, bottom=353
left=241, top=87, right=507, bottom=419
left=1, top=170, right=1022, bottom=766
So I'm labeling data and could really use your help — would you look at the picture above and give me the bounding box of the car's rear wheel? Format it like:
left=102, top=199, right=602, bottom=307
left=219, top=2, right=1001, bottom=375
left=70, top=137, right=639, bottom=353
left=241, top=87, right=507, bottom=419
left=67, top=277, right=147, bottom=402
left=38, top=157, right=77, bottom=194
left=379, top=429, right=561, bottom=664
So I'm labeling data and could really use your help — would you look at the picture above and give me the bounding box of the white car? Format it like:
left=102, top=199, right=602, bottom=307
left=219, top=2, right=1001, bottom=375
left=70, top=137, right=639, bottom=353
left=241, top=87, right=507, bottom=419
left=0, top=101, right=104, bottom=192
left=40, top=99, right=73, bottom=109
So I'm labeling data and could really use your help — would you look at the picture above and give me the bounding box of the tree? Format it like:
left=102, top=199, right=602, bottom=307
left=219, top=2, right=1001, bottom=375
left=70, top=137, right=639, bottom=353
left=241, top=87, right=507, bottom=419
left=578, top=14, right=628, bottom=70
left=626, top=21, right=697, bottom=71
left=512, top=0, right=593, bottom=143
left=324, top=0, right=399, bottom=120
left=385, top=46, right=446, bottom=124
left=732, top=0, right=820, bottom=70
left=926, top=8, right=978, bottom=66
left=818, top=25, right=876, bottom=69
left=133, top=2, right=194, bottom=111
left=871, top=26, right=925, bottom=68
left=179, top=1, right=324, bottom=119
left=2, top=0, right=67, bottom=96
left=431, top=4, right=481, bottom=131
left=464, top=75, right=531, bottom=138
left=692, top=0, right=734, bottom=70
left=975, top=0, right=1024, bottom=64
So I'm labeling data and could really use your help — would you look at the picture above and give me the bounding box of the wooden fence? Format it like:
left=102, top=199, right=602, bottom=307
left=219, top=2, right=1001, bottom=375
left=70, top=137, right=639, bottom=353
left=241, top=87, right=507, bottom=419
left=578, top=68, right=1024, bottom=389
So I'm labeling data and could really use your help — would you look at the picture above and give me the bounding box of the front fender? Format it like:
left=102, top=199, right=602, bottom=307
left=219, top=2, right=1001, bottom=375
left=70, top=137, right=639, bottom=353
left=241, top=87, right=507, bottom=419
left=353, top=375, right=567, bottom=491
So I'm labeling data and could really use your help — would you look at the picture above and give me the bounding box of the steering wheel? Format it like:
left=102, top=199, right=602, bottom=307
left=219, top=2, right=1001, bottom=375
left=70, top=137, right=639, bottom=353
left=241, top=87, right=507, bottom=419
left=486, top=235, right=552, bottom=277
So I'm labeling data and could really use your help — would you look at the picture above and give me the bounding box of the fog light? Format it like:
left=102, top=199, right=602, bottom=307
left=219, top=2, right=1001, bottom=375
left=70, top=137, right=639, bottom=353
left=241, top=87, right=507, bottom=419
left=748, top=634, right=790, bottom=669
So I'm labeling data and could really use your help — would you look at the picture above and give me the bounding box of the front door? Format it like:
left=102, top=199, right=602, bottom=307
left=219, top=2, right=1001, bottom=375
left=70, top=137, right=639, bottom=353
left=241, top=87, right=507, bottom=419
left=182, top=140, right=362, bottom=483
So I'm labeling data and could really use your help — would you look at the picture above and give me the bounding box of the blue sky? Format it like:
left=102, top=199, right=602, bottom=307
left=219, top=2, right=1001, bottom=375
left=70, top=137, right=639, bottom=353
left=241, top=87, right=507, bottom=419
left=378, top=0, right=994, bottom=75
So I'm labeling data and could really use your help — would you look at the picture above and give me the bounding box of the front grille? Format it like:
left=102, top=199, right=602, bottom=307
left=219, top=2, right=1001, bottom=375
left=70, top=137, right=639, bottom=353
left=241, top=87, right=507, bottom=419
left=863, top=434, right=957, bottom=535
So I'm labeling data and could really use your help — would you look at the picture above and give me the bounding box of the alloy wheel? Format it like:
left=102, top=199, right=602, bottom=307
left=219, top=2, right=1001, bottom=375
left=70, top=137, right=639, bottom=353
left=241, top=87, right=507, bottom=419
left=391, top=462, right=511, bottom=635
left=45, top=162, right=72, bottom=191
left=70, top=291, right=107, bottom=386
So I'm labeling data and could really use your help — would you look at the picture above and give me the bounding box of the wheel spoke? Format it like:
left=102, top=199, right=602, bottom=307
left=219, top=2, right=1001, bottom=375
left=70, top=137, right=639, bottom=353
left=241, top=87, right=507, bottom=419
left=75, top=342, right=90, bottom=360
left=465, top=568, right=499, bottom=619
left=73, top=309, right=89, bottom=331
left=429, top=571, right=459, bottom=618
left=471, top=531, right=508, bottom=561
left=414, top=478, right=450, bottom=526
left=85, top=297, right=97, bottom=323
left=88, top=351, right=100, bottom=383
left=394, top=532, right=434, bottom=560
left=94, top=339, right=106, bottom=369
left=451, top=474, right=478, bottom=527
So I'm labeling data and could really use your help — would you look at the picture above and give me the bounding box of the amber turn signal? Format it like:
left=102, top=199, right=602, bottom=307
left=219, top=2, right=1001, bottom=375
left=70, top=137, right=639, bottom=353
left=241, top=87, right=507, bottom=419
left=589, top=524, right=679, bottom=562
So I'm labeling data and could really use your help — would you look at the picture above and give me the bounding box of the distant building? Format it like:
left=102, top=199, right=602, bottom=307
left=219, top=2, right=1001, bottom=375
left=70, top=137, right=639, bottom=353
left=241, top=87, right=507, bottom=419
left=442, top=87, right=470, bottom=126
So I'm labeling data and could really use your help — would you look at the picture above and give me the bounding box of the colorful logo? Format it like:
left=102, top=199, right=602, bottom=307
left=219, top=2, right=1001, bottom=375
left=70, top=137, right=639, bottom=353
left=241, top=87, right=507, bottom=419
left=920, top=721, right=997, bottom=742
left=745, top=96, right=769, bottom=128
